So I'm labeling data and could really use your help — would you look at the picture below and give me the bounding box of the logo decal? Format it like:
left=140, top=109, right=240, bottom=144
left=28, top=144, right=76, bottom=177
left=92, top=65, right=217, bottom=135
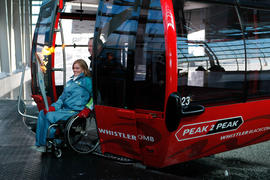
left=175, top=116, right=243, bottom=141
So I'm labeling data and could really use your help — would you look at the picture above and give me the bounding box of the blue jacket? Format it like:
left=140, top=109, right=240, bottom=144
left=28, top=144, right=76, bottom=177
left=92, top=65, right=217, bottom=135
left=52, top=73, right=92, bottom=111
left=46, top=73, right=92, bottom=123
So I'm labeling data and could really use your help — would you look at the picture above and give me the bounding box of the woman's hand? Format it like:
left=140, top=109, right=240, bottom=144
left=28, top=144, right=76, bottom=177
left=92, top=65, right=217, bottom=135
left=78, top=107, right=91, bottom=118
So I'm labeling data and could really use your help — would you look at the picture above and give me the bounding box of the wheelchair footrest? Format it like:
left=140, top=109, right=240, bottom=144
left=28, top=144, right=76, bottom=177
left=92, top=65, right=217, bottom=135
left=46, top=138, right=64, bottom=150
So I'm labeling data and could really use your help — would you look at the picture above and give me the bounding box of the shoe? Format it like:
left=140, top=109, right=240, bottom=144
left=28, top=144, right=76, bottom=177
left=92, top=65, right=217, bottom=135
left=31, top=145, right=41, bottom=151
left=36, top=146, right=46, bottom=152
left=31, top=146, right=46, bottom=153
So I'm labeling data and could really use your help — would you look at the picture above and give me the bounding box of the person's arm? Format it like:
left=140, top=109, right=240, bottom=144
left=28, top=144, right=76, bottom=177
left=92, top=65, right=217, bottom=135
left=42, top=91, right=65, bottom=113
left=51, top=96, right=64, bottom=111
left=50, top=86, right=67, bottom=111
left=78, top=77, right=93, bottom=118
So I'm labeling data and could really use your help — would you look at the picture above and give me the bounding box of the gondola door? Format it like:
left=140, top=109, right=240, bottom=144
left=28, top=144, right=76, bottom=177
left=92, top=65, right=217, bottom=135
left=92, top=0, right=143, bottom=161
left=31, top=0, right=63, bottom=110
left=93, top=0, right=170, bottom=164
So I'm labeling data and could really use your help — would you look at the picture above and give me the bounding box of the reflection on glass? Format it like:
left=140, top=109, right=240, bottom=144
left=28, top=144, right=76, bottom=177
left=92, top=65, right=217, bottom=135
left=241, top=7, right=270, bottom=97
left=31, top=0, right=58, bottom=100
left=94, top=0, right=166, bottom=110
left=174, top=0, right=245, bottom=106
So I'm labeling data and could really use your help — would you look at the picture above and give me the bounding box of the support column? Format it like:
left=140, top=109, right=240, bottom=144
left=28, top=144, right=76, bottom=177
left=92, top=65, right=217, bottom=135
left=7, top=0, right=17, bottom=72
left=13, top=0, right=23, bottom=70
left=21, top=0, right=26, bottom=68
left=24, top=0, right=31, bottom=67
left=0, top=0, right=11, bottom=74
left=29, top=0, right=32, bottom=36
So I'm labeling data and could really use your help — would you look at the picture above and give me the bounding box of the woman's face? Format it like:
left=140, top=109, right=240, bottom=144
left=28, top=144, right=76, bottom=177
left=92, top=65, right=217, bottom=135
left=73, top=63, right=83, bottom=76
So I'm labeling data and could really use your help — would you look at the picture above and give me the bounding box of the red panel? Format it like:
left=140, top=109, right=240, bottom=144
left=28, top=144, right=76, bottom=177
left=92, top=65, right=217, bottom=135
left=160, top=0, right=178, bottom=112
left=161, top=99, right=270, bottom=167
left=59, top=0, right=64, bottom=9
left=127, top=100, right=270, bottom=167
left=135, top=109, right=169, bottom=167
left=94, top=105, right=142, bottom=161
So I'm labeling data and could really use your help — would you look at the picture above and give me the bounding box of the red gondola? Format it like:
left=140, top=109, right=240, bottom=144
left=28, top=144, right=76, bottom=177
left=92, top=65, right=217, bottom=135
left=30, top=0, right=270, bottom=167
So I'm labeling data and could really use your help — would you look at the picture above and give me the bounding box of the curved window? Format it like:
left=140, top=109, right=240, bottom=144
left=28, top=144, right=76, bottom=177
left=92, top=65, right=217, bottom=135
left=94, top=0, right=166, bottom=111
left=240, top=7, right=270, bottom=98
left=31, top=1, right=58, bottom=100
left=173, top=0, right=245, bottom=106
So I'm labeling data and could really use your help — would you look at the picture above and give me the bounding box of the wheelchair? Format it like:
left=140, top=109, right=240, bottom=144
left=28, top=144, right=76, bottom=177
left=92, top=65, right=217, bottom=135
left=46, top=112, right=99, bottom=158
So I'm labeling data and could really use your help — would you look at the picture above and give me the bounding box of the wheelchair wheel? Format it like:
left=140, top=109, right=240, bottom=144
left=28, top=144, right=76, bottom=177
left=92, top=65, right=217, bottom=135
left=66, top=113, right=99, bottom=154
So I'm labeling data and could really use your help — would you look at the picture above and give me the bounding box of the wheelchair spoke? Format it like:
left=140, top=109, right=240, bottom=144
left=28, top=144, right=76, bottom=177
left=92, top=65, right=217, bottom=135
left=67, top=114, right=99, bottom=154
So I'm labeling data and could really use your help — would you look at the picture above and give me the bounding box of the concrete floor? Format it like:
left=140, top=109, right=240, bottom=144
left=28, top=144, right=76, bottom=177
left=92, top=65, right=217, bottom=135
left=0, top=99, right=269, bottom=180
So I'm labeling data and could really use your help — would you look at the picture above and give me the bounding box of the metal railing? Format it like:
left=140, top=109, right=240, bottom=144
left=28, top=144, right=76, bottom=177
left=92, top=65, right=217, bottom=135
left=17, top=64, right=38, bottom=119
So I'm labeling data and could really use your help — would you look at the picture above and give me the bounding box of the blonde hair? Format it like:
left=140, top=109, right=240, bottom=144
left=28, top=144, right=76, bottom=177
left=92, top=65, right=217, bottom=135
left=72, top=59, right=91, bottom=77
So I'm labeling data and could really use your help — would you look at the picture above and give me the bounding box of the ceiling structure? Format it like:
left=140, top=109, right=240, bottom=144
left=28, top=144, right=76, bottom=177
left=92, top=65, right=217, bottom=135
left=65, top=0, right=99, bottom=13
left=66, top=0, right=100, bottom=5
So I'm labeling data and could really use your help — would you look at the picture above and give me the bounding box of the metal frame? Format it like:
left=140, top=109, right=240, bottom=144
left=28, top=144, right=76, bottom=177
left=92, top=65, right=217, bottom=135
left=17, top=64, right=38, bottom=119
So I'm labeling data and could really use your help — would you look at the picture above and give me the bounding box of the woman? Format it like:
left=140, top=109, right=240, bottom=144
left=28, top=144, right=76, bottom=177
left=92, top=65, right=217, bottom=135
left=33, top=59, right=92, bottom=152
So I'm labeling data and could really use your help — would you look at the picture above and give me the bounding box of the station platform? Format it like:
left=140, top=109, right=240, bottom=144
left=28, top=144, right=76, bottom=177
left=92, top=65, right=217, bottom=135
left=0, top=99, right=269, bottom=179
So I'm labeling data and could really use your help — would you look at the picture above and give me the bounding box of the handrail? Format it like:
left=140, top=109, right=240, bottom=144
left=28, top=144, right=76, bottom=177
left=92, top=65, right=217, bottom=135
left=188, top=40, right=219, bottom=66
left=17, top=64, right=38, bottom=119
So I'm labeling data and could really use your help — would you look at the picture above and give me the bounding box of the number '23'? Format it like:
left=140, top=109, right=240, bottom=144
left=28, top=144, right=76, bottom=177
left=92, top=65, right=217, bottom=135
left=181, top=96, right=190, bottom=106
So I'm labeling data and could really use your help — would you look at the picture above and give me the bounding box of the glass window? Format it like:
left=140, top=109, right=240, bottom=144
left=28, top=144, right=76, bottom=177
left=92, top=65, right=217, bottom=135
left=36, top=4, right=57, bottom=46
left=173, top=0, right=245, bottom=106
left=94, top=0, right=141, bottom=108
left=133, top=0, right=166, bottom=111
left=94, top=0, right=166, bottom=110
left=240, top=7, right=270, bottom=98
left=237, top=0, right=270, bottom=9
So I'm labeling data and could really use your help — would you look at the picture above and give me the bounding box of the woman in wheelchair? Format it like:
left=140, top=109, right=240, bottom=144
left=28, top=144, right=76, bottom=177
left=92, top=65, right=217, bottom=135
left=33, top=59, right=93, bottom=153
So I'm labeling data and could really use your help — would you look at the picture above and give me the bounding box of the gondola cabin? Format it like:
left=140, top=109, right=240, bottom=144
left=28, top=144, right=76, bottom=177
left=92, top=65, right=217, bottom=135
left=31, top=0, right=270, bottom=167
